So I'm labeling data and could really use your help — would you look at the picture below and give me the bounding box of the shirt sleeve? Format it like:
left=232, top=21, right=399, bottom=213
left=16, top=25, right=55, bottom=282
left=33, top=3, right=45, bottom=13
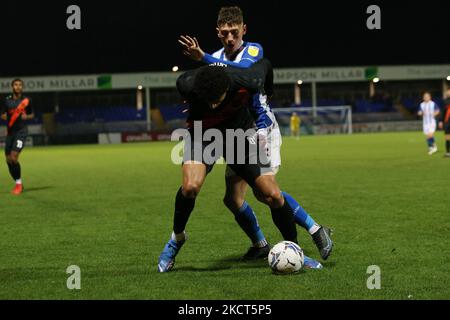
left=434, top=102, right=440, bottom=114
left=441, top=100, right=449, bottom=122
left=25, top=97, right=34, bottom=115
left=202, top=43, right=264, bottom=69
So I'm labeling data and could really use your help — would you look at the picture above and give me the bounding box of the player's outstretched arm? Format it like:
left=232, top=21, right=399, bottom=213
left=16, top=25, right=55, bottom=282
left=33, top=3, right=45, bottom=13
left=203, top=43, right=263, bottom=69
left=179, top=35, right=263, bottom=69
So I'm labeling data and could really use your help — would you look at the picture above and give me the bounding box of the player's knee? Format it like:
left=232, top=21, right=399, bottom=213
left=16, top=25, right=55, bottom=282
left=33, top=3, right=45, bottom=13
left=9, top=154, right=19, bottom=164
left=6, top=155, right=17, bottom=164
left=254, top=189, right=283, bottom=208
left=267, top=189, right=284, bottom=207
left=182, top=182, right=201, bottom=198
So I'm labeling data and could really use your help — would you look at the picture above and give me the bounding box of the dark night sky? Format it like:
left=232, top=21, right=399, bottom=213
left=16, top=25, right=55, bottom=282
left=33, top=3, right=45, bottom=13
left=1, top=0, right=449, bottom=76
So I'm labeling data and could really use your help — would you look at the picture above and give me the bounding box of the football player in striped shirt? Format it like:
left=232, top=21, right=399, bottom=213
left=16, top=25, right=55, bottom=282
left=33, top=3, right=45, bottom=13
left=418, top=92, right=440, bottom=155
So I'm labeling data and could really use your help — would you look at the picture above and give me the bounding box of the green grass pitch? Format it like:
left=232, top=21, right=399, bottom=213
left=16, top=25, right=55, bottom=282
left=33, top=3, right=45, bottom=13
left=0, top=131, right=449, bottom=299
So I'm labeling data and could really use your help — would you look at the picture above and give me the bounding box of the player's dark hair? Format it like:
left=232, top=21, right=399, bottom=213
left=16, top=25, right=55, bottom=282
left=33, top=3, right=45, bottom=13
left=217, top=6, right=244, bottom=26
left=193, top=66, right=230, bottom=105
left=11, top=78, right=23, bottom=86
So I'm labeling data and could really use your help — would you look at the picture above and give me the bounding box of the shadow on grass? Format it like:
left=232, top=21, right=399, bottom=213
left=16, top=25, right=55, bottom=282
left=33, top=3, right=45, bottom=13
left=321, top=261, right=337, bottom=269
left=173, top=254, right=336, bottom=273
left=0, top=186, right=54, bottom=194
left=174, top=255, right=268, bottom=272
left=25, top=186, right=54, bottom=193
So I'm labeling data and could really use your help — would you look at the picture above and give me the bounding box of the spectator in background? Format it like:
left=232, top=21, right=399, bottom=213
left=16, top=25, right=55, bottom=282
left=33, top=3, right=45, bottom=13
left=290, top=112, right=300, bottom=139
left=438, top=88, right=450, bottom=157
left=418, top=91, right=440, bottom=155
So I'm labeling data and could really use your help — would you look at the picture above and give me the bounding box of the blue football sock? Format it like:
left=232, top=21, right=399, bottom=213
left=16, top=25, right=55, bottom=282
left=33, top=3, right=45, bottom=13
left=281, top=191, right=318, bottom=234
left=233, top=202, right=267, bottom=247
left=427, top=137, right=434, bottom=147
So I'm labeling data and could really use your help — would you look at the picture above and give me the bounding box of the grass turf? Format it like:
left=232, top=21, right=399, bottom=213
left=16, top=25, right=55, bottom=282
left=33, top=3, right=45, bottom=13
left=0, top=131, right=449, bottom=299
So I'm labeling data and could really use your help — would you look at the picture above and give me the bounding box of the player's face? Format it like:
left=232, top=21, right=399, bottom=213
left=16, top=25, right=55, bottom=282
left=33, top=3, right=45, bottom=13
left=12, top=81, right=23, bottom=95
left=217, top=23, right=247, bottom=55
left=423, top=93, right=431, bottom=101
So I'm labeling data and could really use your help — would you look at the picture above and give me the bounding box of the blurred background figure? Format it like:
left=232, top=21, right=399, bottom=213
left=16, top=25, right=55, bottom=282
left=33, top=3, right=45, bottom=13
left=438, top=88, right=450, bottom=157
left=290, top=112, right=301, bottom=139
left=418, top=91, right=440, bottom=155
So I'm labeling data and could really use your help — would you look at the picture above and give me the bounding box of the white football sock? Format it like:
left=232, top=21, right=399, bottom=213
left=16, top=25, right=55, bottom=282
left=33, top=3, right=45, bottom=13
left=254, top=239, right=268, bottom=248
left=15, top=179, right=22, bottom=185
left=308, top=223, right=321, bottom=235
left=171, top=231, right=186, bottom=242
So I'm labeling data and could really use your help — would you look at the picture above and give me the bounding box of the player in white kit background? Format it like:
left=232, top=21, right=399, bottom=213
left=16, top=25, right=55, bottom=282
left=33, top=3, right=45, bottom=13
left=418, top=92, right=440, bottom=155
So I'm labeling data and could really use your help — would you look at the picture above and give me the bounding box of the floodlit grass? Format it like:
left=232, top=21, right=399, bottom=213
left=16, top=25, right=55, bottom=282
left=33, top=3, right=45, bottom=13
left=0, top=132, right=449, bottom=299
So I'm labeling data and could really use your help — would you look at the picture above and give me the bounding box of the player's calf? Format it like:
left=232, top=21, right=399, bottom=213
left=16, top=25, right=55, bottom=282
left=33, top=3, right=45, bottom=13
left=225, top=199, right=269, bottom=256
left=6, top=154, right=23, bottom=195
left=281, top=191, right=333, bottom=260
left=223, top=176, right=270, bottom=258
left=251, top=176, right=298, bottom=243
left=252, top=177, right=284, bottom=208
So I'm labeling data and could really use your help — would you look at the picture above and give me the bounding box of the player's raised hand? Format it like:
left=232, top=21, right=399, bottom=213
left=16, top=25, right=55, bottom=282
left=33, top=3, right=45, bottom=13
left=178, top=35, right=192, bottom=50
left=178, top=35, right=205, bottom=62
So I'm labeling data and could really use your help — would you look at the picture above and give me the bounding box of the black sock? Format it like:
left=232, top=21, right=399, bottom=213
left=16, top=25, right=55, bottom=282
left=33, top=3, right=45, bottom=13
left=7, top=162, right=13, bottom=179
left=270, top=197, right=298, bottom=243
left=173, top=187, right=196, bottom=234
left=7, top=162, right=21, bottom=181
left=446, top=140, right=450, bottom=153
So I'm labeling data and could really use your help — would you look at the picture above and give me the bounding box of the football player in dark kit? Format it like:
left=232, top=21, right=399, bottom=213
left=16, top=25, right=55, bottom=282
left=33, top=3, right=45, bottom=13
left=438, top=88, right=450, bottom=157
left=157, top=60, right=332, bottom=272
left=1, top=79, right=34, bottom=195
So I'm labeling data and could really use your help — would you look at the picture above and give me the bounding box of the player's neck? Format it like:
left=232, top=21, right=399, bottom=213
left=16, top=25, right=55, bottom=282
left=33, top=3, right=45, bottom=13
left=12, top=93, right=22, bottom=100
left=224, top=40, right=244, bottom=59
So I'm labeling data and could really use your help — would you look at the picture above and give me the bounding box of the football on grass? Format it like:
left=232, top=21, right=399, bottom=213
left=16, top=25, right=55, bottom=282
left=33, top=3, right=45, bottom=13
left=268, top=241, right=304, bottom=274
